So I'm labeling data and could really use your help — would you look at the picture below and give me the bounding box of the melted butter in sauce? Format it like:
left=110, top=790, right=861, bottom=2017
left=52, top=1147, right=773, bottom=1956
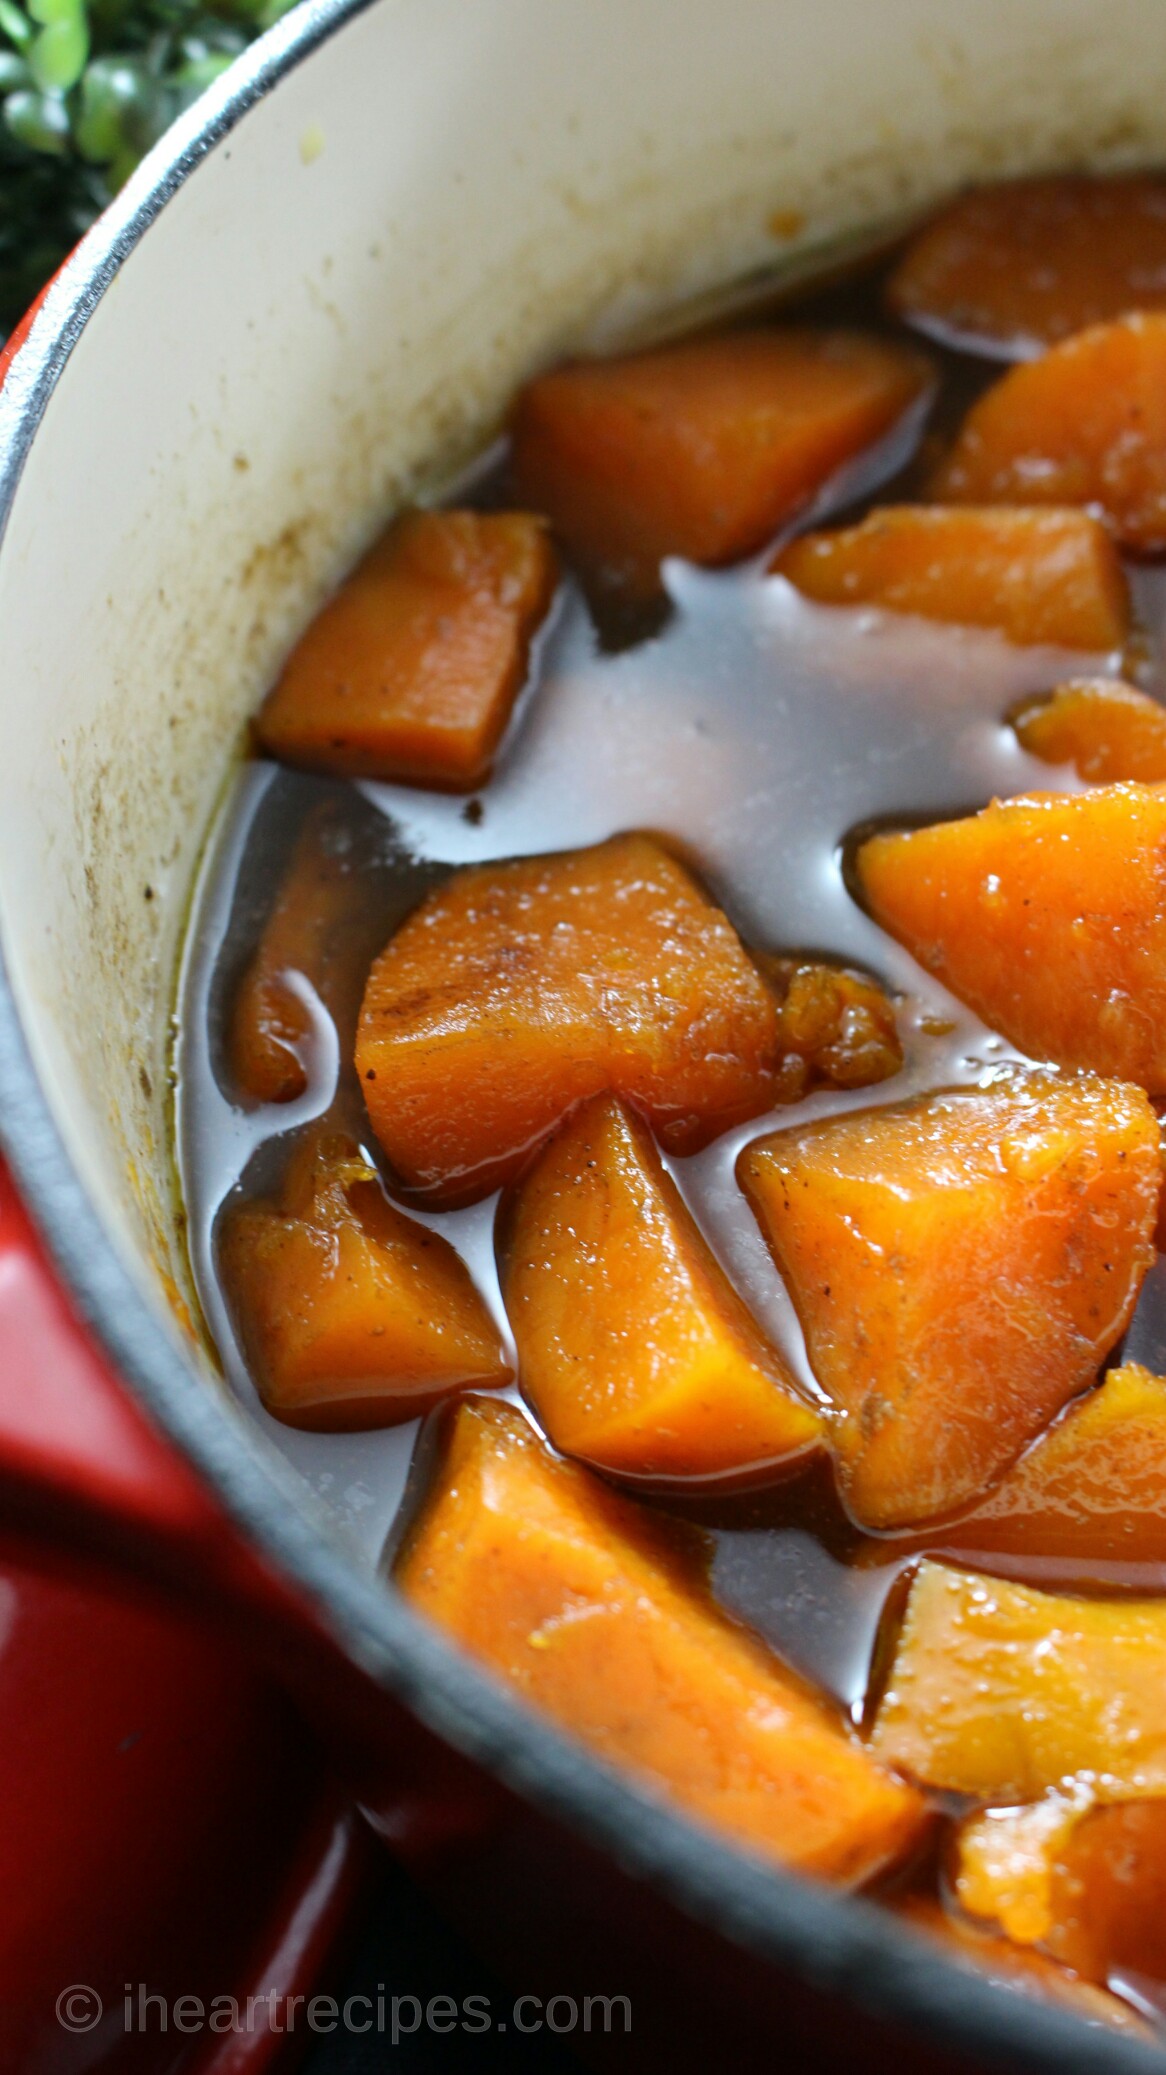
left=175, top=275, right=1165, bottom=1738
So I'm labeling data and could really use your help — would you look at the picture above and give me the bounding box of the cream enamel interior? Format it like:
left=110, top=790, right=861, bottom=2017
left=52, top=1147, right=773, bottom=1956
left=0, top=0, right=1165, bottom=1404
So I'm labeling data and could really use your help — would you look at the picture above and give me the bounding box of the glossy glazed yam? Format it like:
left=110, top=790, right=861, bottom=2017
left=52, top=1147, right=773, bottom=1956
left=957, top=1796, right=1166, bottom=1987
left=510, top=328, right=932, bottom=596
left=356, top=833, right=783, bottom=1205
left=895, top=1897, right=1151, bottom=2037
left=877, top=1365, right=1166, bottom=1578
left=738, top=1075, right=1158, bottom=1529
left=773, top=507, right=1129, bottom=652
left=218, top=1131, right=511, bottom=1429
left=397, top=1397, right=926, bottom=1881
left=887, top=174, right=1166, bottom=357
left=255, top=510, right=558, bottom=788
left=930, top=314, right=1166, bottom=551
left=857, top=784, right=1166, bottom=1090
left=872, top=1562, right=1166, bottom=1802
left=765, top=958, right=902, bottom=1101
left=500, top=1096, right=821, bottom=1482
left=1013, top=679, right=1166, bottom=783
left=227, top=801, right=386, bottom=1104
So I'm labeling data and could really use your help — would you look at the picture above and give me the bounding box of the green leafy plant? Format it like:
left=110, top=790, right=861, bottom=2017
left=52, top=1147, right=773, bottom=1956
left=0, top=0, right=293, bottom=331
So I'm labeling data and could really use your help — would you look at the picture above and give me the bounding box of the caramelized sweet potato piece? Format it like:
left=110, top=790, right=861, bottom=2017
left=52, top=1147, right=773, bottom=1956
left=397, top=1396, right=926, bottom=1880
left=930, top=314, right=1166, bottom=550
left=872, top=1365, right=1166, bottom=1579
left=356, top=833, right=783, bottom=1205
left=856, top=783, right=1166, bottom=1089
left=500, top=1096, right=821, bottom=1482
left=957, top=1795, right=1166, bottom=1989
left=887, top=174, right=1166, bottom=358
left=872, top=1562, right=1166, bottom=1802
left=774, top=507, right=1128, bottom=652
left=218, top=1129, right=511, bottom=1429
left=256, top=510, right=557, bottom=788
left=765, top=957, right=903, bottom=1101
left=738, top=1074, right=1158, bottom=1529
left=1013, top=679, right=1166, bottom=783
left=510, top=329, right=932, bottom=597
left=228, top=801, right=387, bottom=1105
left=895, top=1896, right=1151, bottom=2036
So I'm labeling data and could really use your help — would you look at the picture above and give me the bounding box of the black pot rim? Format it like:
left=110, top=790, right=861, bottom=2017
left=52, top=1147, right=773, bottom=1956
left=0, top=7, right=1158, bottom=2068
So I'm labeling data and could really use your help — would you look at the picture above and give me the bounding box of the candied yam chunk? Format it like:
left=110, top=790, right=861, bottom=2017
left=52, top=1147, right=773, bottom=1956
left=397, top=1397, right=926, bottom=1881
left=773, top=507, right=1129, bottom=652
left=499, top=1095, right=821, bottom=1483
left=856, top=783, right=1166, bottom=1090
left=218, top=1130, right=511, bottom=1429
left=766, top=957, right=902, bottom=1100
left=930, top=314, right=1166, bottom=551
left=227, top=800, right=387, bottom=1105
left=957, top=1796, right=1166, bottom=1990
left=894, top=1897, right=1151, bottom=2037
left=872, top=1562, right=1166, bottom=1802
left=879, top=1365, right=1166, bottom=1579
left=255, top=510, right=557, bottom=789
left=1013, top=678, right=1166, bottom=784
left=356, top=833, right=783, bottom=1206
left=887, top=174, right=1166, bottom=358
left=738, top=1074, right=1158, bottom=1529
left=510, top=328, right=933, bottom=597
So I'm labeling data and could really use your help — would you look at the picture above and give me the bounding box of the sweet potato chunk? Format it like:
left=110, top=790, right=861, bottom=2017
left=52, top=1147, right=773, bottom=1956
left=218, top=1129, right=511, bottom=1429
left=255, top=510, right=557, bottom=788
left=738, top=1074, right=1158, bottom=1529
left=500, top=1096, right=821, bottom=1482
left=764, top=958, right=903, bottom=1101
left=872, top=1562, right=1166, bottom=1802
left=510, top=329, right=932, bottom=597
left=895, top=1896, right=1151, bottom=2036
left=957, top=1796, right=1166, bottom=1988
left=227, top=801, right=387, bottom=1105
left=1013, top=679, right=1166, bottom=784
left=856, top=783, right=1166, bottom=1089
left=397, top=1396, right=926, bottom=1881
left=773, top=507, right=1128, bottom=652
left=356, top=833, right=783, bottom=1205
left=876, top=1365, right=1166, bottom=1578
left=887, top=174, right=1166, bottom=358
left=930, top=314, right=1166, bottom=551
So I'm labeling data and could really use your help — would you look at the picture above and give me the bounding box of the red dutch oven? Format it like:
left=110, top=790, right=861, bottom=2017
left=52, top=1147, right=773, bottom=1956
left=1, top=1, right=1165, bottom=2069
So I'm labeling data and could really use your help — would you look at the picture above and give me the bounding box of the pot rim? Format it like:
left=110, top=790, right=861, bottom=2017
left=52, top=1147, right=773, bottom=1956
left=0, top=7, right=1158, bottom=2066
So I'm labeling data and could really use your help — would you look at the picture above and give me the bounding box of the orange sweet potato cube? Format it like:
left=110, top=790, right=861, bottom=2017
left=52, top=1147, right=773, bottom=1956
left=856, top=782, right=1166, bottom=1090
left=500, top=1095, right=821, bottom=1482
left=895, top=1896, right=1151, bottom=2037
left=256, top=510, right=557, bottom=789
left=887, top=174, right=1166, bottom=357
left=872, top=1561, right=1166, bottom=1801
left=218, top=1130, right=511, bottom=1429
left=929, top=314, right=1166, bottom=550
left=738, top=1074, right=1158, bottom=1529
left=885, top=1364, right=1166, bottom=1579
left=1012, top=678, right=1166, bottom=783
left=356, top=832, right=783, bottom=1206
left=397, top=1396, right=926, bottom=1881
left=957, top=1796, right=1166, bottom=1989
left=773, top=506, right=1129, bottom=652
left=510, top=328, right=932, bottom=597
left=227, top=800, right=387, bottom=1105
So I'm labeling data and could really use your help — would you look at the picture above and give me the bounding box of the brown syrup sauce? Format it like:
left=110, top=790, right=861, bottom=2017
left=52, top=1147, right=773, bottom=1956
left=174, top=253, right=1166, bottom=2012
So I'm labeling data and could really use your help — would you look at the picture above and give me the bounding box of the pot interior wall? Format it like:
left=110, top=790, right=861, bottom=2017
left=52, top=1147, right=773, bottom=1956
left=0, top=0, right=1164, bottom=1409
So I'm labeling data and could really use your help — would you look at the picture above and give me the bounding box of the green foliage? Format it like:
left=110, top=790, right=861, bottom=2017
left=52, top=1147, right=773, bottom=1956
left=0, top=0, right=292, bottom=331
